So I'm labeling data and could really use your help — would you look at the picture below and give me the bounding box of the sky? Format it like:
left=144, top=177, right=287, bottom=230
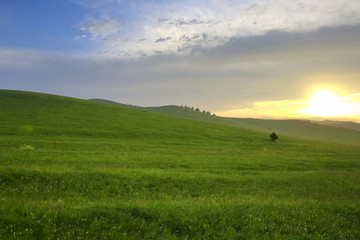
left=1, top=0, right=360, bottom=121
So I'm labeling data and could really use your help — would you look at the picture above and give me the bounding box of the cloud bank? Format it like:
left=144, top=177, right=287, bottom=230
left=75, top=0, right=360, bottom=58
left=1, top=25, right=360, bottom=115
left=1, top=1, right=360, bottom=121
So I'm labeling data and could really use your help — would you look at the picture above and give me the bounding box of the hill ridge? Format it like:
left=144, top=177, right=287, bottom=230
left=90, top=98, right=360, bottom=145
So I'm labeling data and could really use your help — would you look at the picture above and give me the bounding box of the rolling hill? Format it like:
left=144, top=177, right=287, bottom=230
left=90, top=99, right=360, bottom=146
left=1, top=90, right=360, bottom=239
left=313, top=120, right=360, bottom=132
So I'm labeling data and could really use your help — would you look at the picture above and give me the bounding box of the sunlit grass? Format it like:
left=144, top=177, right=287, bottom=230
left=1, top=90, right=360, bottom=239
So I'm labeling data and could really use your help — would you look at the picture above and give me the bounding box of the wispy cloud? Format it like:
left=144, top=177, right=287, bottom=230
left=74, top=34, right=87, bottom=40
left=154, top=37, right=172, bottom=43
left=79, top=16, right=120, bottom=40
left=75, top=0, right=360, bottom=58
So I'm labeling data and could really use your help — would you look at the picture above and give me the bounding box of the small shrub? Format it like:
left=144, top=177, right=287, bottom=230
left=269, top=132, right=278, bottom=142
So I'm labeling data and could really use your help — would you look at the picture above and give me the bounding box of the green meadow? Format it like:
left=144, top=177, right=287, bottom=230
left=90, top=100, right=360, bottom=146
left=1, top=90, right=360, bottom=239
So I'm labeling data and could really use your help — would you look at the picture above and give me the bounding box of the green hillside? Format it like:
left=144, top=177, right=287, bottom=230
left=138, top=104, right=360, bottom=146
left=89, top=98, right=144, bottom=110
left=2, top=90, right=360, bottom=239
left=145, top=105, right=259, bottom=129
left=146, top=106, right=360, bottom=146
left=229, top=118, right=360, bottom=146
left=313, top=120, right=360, bottom=132
left=90, top=100, right=360, bottom=145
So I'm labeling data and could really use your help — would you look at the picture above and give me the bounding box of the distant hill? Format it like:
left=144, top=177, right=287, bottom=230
left=312, top=120, right=360, bottom=132
left=90, top=99, right=360, bottom=145
left=89, top=98, right=144, bottom=109
left=228, top=118, right=360, bottom=146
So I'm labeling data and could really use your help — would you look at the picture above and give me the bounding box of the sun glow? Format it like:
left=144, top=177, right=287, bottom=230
left=218, top=88, right=360, bottom=122
left=300, top=90, right=355, bottom=117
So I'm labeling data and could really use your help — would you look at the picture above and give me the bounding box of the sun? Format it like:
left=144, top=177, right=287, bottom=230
left=300, top=89, right=353, bottom=117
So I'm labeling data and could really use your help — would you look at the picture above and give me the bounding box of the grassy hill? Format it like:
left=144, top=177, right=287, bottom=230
left=145, top=105, right=260, bottom=129
left=90, top=100, right=360, bottom=146
left=2, top=90, right=360, bottom=239
left=229, top=118, right=360, bottom=146
left=147, top=106, right=360, bottom=146
left=313, top=120, right=360, bottom=132
left=89, top=98, right=144, bottom=110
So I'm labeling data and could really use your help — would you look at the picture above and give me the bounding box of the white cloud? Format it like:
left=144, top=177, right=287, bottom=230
left=79, top=16, right=120, bottom=39
left=76, top=0, right=360, bottom=58
left=74, top=34, right=87, bottom=40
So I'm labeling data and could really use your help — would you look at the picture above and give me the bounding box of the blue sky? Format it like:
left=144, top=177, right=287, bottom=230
left=1, top=0, right=360, bottom=121
left=0, top=0, right=91, bottom=52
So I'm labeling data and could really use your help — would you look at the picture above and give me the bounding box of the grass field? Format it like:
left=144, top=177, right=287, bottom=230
left=90, top=100, right=360, bottom=146
left=148, top=106, right=360, bottom=146
left=1, top=90, right=360, bottom=239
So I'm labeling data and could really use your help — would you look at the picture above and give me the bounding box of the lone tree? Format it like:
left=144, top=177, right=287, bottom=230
left=270, top=132, right=278, bottom=142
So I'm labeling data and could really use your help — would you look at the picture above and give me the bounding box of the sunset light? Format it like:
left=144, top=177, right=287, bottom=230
left=2, top=1, right=360, bottom=238
left=300, top=90, right=357, bottom=117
